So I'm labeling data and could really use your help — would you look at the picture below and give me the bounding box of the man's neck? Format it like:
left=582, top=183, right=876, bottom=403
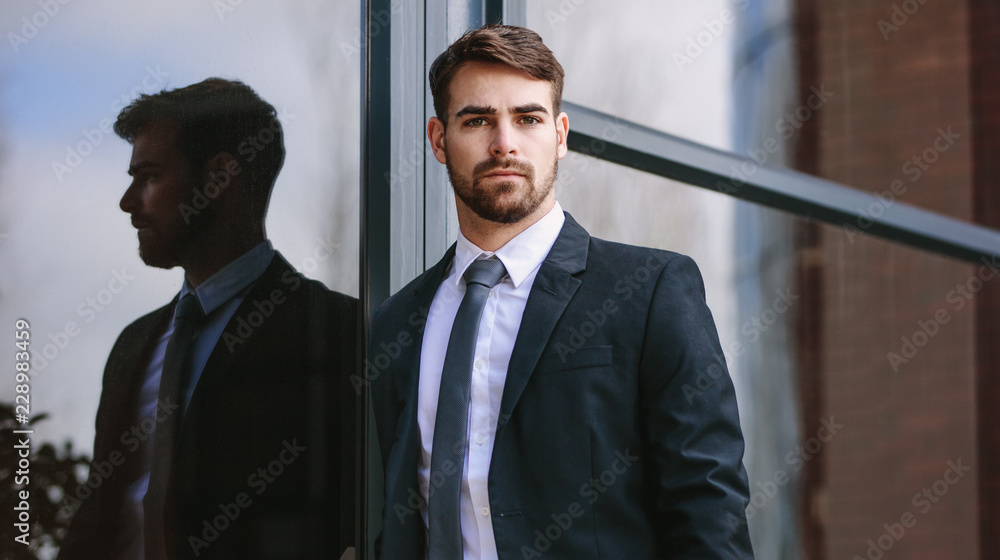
left=457, top=198, right=556, bottom=252
left=182, top=227, right=266, bottom=288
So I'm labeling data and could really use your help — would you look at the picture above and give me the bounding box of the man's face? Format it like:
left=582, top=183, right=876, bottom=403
left=429, top=61, right=569, bottom=224
left=119, top=119, right=207, bottom=269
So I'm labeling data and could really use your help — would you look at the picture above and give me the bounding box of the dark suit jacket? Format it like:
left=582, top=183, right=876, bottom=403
left=371, top=214, right=753, bottom=559
left=59, top=254, right=357, bottom=560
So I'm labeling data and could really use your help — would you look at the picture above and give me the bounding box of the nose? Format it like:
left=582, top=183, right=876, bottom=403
left=490, top=121, right=518, bottom=157
left=119, top=178, right=140, bottom=214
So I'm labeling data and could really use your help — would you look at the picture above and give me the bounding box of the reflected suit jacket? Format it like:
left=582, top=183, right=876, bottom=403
left=59, top=254, right=357, bottom=560
left=371, top=214, right=754, bottom=559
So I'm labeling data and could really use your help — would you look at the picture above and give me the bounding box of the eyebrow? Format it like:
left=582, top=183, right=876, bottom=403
left=513, top=103, right=549, bottom=115
left=127, top=161, right=158, bottom=176
left=454, top=103, right=550, bottom=119
left=455, top=105, right=496, bottom=118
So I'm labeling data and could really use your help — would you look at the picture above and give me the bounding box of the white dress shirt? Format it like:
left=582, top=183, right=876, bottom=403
left=418, top=202, right=566, bottom=560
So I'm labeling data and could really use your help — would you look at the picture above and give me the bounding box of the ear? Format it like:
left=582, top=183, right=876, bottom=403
left=428, top=117, right=448, bottom=164
left=555, top=111, right=569, bottom=160
left=202, top=152, right=240, bottom=195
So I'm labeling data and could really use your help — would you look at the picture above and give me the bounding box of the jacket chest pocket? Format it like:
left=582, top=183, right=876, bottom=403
left=532, top=344, right=614, bottom=378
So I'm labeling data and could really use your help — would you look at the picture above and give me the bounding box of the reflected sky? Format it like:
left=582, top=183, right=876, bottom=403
left=0, top=0, right=360, bottom=450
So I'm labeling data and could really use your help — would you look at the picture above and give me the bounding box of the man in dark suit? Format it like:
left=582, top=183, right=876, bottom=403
left=58, top=79, right=356, bottom=560
left=370, top=25, right=753, bottom=559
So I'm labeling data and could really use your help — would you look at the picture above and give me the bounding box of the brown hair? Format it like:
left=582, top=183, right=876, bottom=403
left=429, top=24, right=565, bottom=124
left=114, top=78, right=284, bottom=216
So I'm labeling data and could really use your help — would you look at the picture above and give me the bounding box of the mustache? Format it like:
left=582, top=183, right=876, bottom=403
left=473, top=157, right=534, bottom=181
left=130, top=215, right=154, bottom=229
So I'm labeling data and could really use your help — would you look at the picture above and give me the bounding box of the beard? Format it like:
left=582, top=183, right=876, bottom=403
left=447, top=154, right=558, bottom=224
left=136, top=227, right=194, bottom=269
left=136, top=189, right=216, bottom=270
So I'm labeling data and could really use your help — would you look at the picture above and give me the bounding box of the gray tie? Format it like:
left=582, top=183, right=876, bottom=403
left=427, top=257, right=507, bottom=559
left=145, top=293, right=205, bottom=560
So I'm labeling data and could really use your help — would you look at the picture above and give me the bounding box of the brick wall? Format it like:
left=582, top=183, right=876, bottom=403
left=792, top=1, right=984, bottom=558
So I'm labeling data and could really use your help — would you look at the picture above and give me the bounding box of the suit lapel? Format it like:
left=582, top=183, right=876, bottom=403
left=179, top=254, right=292, bottom=428
left=100, top=304, right=173, bottom=458
left=393, top=245, right=456, bottom=433
left=381, top=246, right=453, bottom=554
left=498, top=214, right=590, bottom=426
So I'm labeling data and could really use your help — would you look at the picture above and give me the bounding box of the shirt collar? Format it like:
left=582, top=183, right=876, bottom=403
left=178, top=241, right=276, bottom=316
left=452, top=201, right=566, bottom=289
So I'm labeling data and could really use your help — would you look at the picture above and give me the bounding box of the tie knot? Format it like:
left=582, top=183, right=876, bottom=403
left=464, top=257, right=507, bottom=289
left=175, top=293, right=206, bottom=324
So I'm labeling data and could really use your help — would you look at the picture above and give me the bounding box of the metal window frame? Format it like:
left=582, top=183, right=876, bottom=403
left=564, top=101, right=1000, bottom=265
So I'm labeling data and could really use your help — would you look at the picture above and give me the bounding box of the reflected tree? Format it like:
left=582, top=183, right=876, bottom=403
left=0, top=403, right=91, bottom=560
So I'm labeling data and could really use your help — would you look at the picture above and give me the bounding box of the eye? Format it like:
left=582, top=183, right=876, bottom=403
left=464, top=117, right=487, bottom=127
left=519, top=115, right=541, bottom=125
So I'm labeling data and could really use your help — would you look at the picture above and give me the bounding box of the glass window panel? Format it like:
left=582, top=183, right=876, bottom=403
left=527, top=1, right=742, bottom=152
left=0, top=1, right=359, bottom=556
left=527, top=0, right=989, bottom=226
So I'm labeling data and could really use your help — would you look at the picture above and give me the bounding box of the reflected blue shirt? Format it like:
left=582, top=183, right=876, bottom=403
left=175, top=240, right=276, bottom=413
